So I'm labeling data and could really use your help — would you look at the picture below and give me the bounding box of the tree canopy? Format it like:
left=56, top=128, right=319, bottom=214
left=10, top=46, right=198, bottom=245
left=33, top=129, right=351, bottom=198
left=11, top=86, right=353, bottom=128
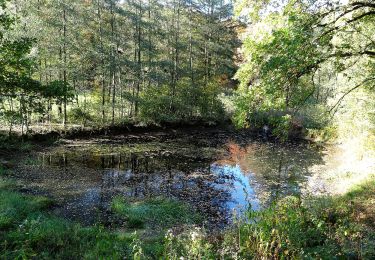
left=233, top=0, right=374, bottom=136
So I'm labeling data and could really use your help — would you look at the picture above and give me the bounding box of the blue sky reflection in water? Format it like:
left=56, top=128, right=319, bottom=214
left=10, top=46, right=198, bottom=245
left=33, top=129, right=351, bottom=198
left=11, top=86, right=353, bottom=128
left=211, top=163, right=260, bottom=216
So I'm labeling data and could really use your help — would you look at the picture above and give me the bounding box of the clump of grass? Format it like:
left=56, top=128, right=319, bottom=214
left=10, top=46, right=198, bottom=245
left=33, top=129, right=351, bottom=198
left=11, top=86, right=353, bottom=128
left=0, top=187, right=53, bottom=230
left=163, top=227, right=216, bottom=259
left=0, top=182, right=135, bottom=259
left=2, top=216, right=134, bottom=259
left=0, top=179, right=203, bottom=259
left=112, top=197, right=202, bottom=229
left=0, top=178, right=14, bottom=190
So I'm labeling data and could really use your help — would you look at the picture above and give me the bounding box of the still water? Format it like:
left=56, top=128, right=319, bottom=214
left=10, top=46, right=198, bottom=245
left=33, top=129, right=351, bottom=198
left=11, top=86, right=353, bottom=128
left=14, top=131, right=323, bottom=227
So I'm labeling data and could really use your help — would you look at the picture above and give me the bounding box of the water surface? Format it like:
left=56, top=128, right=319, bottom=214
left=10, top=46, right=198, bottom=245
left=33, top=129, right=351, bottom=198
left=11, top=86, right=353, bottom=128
left=14, top=131, right=323, bottom=227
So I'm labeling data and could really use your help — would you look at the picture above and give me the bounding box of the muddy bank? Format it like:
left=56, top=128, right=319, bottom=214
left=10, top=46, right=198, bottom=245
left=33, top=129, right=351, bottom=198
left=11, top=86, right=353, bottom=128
left=1, top=120, right=228, bottom=140
left=2, top=117, right=308, bottom=145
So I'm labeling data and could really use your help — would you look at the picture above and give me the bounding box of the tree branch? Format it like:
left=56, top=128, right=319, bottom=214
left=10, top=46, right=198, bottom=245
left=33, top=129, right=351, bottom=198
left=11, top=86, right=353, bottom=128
left=329, top=77, right=375, bottom=114
left=320, top=10, right=375, bottom=38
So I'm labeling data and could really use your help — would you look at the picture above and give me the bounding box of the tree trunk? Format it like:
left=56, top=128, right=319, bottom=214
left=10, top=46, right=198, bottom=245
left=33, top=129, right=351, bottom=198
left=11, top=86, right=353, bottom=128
left=63, top=5, right=67, bottom=128
left=98, top=0, right=106, bottom=124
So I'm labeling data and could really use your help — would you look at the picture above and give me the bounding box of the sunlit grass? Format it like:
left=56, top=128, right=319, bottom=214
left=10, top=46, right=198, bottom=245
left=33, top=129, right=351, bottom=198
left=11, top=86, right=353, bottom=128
left=164, top=178, right=375, bottom=259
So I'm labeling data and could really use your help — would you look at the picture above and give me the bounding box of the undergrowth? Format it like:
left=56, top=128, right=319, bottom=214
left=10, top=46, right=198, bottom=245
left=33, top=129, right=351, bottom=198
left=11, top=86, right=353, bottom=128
left=1, top=177, right=374, bottom=259
left=164, top=179, right=375, bottom=259
left=0, top=179, right=134, bottom=259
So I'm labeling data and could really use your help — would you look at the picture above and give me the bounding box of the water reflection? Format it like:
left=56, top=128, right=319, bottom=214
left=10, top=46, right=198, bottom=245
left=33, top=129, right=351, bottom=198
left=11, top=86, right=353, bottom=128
left=14, top=139, right=323, bottom=227
left=211, top=163, right=260, bottom=212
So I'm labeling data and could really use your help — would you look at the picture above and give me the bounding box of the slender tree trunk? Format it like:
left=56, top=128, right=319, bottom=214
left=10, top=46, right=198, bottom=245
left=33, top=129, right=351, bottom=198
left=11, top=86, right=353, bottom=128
left=134, top=0, right=142, bottom=117
left=98, top=0, right=106, bottom=124
left=63, top=5, right=67, bottom=128
left=189, top=0, right=194, bottom=86
left=147, top=0, right=152, bottom=88
left=8, top=97, right=14, bottom=135
left=110, top=1, right=116, bottom=125
left=170, top=0, right=181, bottom=113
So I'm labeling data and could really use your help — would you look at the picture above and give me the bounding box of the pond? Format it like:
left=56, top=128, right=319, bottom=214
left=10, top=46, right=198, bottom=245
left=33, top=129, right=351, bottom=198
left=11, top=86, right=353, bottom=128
left=13, top=129, right=324, bottom=228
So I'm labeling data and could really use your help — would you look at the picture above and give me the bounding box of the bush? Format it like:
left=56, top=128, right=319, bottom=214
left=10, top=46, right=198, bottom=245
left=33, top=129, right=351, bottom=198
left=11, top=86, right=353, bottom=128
left=69, top=107, right=93, bottom=126
left=139, top=79, right=225, bottom=123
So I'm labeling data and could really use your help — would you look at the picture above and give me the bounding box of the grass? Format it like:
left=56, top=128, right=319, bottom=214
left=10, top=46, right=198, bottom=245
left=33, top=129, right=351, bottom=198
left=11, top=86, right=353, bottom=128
left=0, top=179, right=135, bottom=259
left=1, top=175, right=374, bottom=259
left=0, top=178, right=202, bottom=259
left=112, top=196, right=202, bottom=229
left=0, top=165, right=6, bottom=176
left=163, top=178, right=375, bottom=259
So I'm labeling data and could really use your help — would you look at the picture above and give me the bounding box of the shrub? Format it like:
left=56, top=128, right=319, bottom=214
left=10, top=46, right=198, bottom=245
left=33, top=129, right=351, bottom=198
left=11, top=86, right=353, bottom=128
left=139, top=79, right=225, bottom=123
left=69, top=107, right=93, bottom=126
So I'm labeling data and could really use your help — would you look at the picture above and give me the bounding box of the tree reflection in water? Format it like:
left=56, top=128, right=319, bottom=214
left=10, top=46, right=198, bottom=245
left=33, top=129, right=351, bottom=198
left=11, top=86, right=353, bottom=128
left=14, top=139, right=324, bottom=227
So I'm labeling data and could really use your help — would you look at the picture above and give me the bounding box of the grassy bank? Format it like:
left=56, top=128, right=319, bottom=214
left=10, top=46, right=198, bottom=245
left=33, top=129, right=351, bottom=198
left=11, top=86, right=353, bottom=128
left=165, top=178, right=375, bottom=259
left=0, top=178, right=202, bottom=259
left=1, top=176, right=374, bottom=259
left=0, top=179, right=136, bottom=259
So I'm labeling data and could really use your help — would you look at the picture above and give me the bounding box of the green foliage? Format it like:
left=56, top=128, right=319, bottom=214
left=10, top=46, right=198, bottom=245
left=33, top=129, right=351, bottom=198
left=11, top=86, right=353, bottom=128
left=0, top=166, right=6, bottom=176
left=0, top=190, right=52, bottom=230
left=139, top=80, right=225, bottom=123
left=306, top=126, right=337, bottom=143
left=1, top=177, right=374, bottom=259
left=0, top=134, right=33, bottom=152
left=271, top=114, right=292, bottom=141
left=0, top=185, right=134, bottom=259
left=161, top=179, right=375, bottom=259
left=164, top=227, right=215, bottom=259
left=233, top=0, right=375, bottom=141
left=0, top=178, right=15, bottom=190
left=69, top=107, right=93, bottom=126
left=112, top=196, right=201, bottom=229
left=234, top=5, right=319, bottom=110
left=41, top=80, right=75, bottom=107
left=0, top=0, right=238, bottom=129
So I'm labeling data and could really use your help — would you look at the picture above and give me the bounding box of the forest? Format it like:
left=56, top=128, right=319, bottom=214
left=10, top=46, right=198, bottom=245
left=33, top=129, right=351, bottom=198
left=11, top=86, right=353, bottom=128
left=0, top=0, right=374, bottom=259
